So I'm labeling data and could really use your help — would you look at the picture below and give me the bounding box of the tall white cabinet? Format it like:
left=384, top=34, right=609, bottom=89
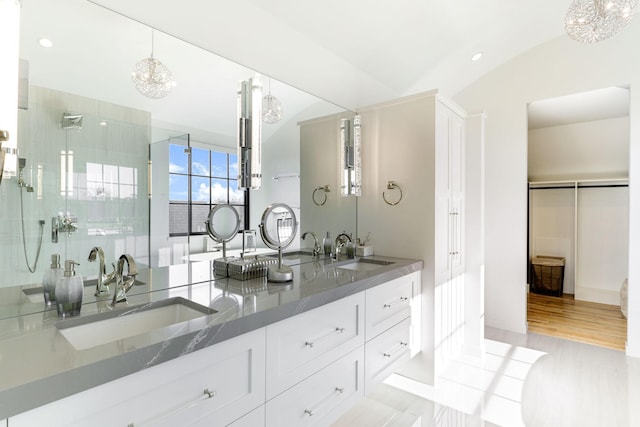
left=357, top=91, right=472, bottom=383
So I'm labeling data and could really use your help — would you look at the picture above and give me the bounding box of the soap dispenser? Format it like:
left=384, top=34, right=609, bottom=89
left=42, top=253, right=63, bottom=305
left=323, top=231, right=333, bottom=257
left=55, top=260, right=84, bottom=317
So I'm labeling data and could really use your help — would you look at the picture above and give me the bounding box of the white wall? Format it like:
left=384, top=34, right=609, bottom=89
left=454, top=20, right=640, bottom=356
left=529, top=117, right=629, bottom=181
left=576, top=186, right=629, bottom=305
left=529, top=188, right=576, bottom=294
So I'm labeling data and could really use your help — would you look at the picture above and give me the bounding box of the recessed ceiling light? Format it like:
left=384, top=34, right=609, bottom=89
left=99, top=121, right=107, bottom=127
left=471, top=52, right=483, bottom=62
left=38, top=38, right=53, bottom=48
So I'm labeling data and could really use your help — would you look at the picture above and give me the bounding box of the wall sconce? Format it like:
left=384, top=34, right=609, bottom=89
left=340, top=115, right=361, bottom=196
left=237, top=74, right=263, bottom=190
left=0, top=0, right=21, bottom=182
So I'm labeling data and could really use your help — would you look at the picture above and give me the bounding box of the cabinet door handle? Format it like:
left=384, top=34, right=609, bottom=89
left=383, top=341, right=408, bottom=358
left=383, top=296, right=408, bottom=308
left=304, top=387, right=345, bottom=416
left=128, top=387, right=218, bottom=426
left=305, top=327, right=345, bottom=348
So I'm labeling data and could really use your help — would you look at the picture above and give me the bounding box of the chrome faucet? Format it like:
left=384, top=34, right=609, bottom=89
left=301, top=231, right=321, bottom=257
left=88, top=247, right=116, bottom=296
left=334, top=233, right=352, bottom=258
left=111, top=254, right=138, bottom=307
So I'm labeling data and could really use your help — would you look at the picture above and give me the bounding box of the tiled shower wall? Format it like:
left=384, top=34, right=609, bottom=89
left=0, top=86, right=150, bottom=288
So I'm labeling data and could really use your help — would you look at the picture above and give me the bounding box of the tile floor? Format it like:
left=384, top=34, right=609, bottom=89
left=333, top=327, right=640, bottom=426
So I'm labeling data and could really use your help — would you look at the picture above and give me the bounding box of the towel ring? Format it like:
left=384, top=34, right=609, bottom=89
left=312, top=185, right=331, bottom=206
left=383, top=181, right=403, bottom=206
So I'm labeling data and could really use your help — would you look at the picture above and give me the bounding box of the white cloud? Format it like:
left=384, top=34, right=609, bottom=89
left=169, top=163, right=185, bottom=173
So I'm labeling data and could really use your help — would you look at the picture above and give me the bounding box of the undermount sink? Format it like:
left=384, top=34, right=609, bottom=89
left=337, top=258, right=395, bottom=272
left=56, top=297, right=216, bottom=350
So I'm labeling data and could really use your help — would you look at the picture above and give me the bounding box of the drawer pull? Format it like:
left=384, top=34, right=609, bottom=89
left=304, top=327, right=345, bottom=348
left=383, top=296, right=408, bottom=309
left=383, top=341, right=408, bottom=358
left=128, top=388, right=218, bottom=426
left=304, top=387, right=345, bottom=416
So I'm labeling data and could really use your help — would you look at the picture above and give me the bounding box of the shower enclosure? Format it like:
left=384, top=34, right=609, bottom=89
left=0, top=86, right=150, bottom=287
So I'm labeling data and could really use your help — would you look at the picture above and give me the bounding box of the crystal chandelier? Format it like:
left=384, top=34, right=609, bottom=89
left=131, top=30, right=175, bottom=99
left=262, top=79, right=283, bottom=124
left=565, top=0, right=638, bottom=43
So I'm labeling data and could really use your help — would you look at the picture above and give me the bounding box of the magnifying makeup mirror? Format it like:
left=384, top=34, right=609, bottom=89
left=205, top=204, right=241, bottom=259
left=259, top=203, right=298, bottom=282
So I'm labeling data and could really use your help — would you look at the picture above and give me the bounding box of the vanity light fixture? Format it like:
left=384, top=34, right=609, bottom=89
left=565, top=0, right=638, bottom=43
left=340, top=115, right=362, bottom=197
left=237, top=74, right=263, bottom=190
left=262, top=78, right=283, bottom=124
left=0, top=0, right=21, bottom=182
left=131, top=29, right=175, bottom=99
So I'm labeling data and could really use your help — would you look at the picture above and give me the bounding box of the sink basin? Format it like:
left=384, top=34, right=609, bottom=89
left=56, top=297, right=216, bottom=350
left=337, top=258, right=395, bottom=272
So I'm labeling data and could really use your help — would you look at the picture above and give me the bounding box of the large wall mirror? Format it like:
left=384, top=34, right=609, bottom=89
left=2, top=0, right=356, bottom=292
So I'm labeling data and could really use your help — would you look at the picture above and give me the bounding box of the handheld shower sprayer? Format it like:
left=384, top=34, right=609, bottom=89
left=18, top=157, right=44, bottom=273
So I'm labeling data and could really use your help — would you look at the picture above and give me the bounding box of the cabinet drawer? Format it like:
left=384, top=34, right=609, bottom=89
left=266, top=347, right=364, bottom=427
left=266, top=292, right=364, bottom=399
left=365, top=273, right=416, bottom=341
left=365, top=317, right=411, bottom=387
left=10, top=329, right=266, bottom=427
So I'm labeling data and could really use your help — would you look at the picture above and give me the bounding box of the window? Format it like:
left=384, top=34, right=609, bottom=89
left=169, top=144, right=245, bottom=236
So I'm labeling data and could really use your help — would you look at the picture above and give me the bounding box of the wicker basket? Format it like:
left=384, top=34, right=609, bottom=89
left=531, top=255, right=565, bottom=296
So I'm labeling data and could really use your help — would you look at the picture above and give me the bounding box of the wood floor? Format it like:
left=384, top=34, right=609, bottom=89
left=527, top=292, right=627, bottom=351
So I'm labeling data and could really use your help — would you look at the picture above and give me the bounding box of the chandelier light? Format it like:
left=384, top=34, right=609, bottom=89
left=131, top=29, right=175, bottom=99
left=565, top=0, right=638, bottom=43
left=262, top=79, right=283, bottom=124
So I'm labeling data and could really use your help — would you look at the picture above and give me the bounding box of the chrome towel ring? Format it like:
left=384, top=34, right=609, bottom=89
left=383, top=181, right=403, bottom=206
left=312, top=185, right=331, bottom=206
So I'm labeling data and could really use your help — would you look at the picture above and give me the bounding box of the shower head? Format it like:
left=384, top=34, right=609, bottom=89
left=18, top=157, right=26, bottom=171
left=62, top=113, right=83, bottom=129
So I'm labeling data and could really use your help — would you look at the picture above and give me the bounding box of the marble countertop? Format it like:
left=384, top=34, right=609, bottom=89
left=0, top=254, right=422, bottom=419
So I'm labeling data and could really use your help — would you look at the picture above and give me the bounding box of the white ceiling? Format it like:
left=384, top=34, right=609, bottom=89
left=87, top=0, right=572, bottom=110
left=528, top=87, right=630, bottom=129
left=21, top=0, right=633, bottom=143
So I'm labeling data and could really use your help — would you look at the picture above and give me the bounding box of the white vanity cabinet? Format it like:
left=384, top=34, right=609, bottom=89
left=364, top=271, right=418, bottom=387
left=265, top=292, right=365, bottom=400
left=9, top=328, right=266, bottom=427
left=8, top=270, right=420, bottom=427
left=266, top=347, right=364, bottom=427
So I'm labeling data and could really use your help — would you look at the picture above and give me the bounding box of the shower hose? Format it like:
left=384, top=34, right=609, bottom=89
left=19, top=185, right=44, bottom=273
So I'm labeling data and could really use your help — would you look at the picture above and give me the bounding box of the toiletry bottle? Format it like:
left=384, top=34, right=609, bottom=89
left=42, top=253, right=63, bottom=305
left=323, top=231, right=333, bottom=257
left=55, top=260, right=84, bottom=317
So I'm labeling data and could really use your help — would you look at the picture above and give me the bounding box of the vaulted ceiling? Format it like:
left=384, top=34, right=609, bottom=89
left=88, top=0, right=570, bottom=110
left=22, top=0, right=631, bottom=143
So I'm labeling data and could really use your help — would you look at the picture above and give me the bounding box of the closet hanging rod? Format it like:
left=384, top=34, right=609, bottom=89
left=529, top=178, right=628, bottom=190
left=529, top=184, right=628, bottom=190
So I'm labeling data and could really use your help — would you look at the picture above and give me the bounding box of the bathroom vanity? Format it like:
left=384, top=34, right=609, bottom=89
left=0, top=255, right=421, bottom=426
